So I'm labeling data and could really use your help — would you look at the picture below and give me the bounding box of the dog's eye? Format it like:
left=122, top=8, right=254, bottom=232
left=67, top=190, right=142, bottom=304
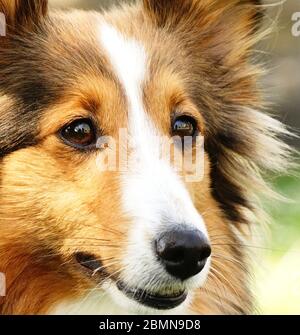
left=60, top=119, right=96, bottom=149
left=172, top=116, right=198, bottom=138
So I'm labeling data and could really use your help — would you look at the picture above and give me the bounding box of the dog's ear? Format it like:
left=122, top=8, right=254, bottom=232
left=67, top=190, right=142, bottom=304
left=0, top=0, right=48, bottom=33
left=143, top=0, right=262, bottom=29
left=143, top=0, right=264, bottom=64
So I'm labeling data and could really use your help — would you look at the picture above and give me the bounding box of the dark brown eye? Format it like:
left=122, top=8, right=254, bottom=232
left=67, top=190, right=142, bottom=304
left=172, top=116, right=198, bottom=138
left=60, top=118, right=96, bottom=149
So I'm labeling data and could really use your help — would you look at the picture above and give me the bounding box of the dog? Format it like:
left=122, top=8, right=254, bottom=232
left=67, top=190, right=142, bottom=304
left=0, top=0, right=292, bottom=315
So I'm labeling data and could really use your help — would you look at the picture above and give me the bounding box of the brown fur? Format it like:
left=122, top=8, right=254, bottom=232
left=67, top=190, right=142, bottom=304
left=0, top=0, right=292, bottom=314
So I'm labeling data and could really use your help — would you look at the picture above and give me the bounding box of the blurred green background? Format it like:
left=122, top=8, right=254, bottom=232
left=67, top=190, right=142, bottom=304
left=49, top=0, right=300, bottom=314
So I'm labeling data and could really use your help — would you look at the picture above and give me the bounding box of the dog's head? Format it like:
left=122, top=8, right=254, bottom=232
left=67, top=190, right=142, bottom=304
left=0, top=0, right=290, bottom=315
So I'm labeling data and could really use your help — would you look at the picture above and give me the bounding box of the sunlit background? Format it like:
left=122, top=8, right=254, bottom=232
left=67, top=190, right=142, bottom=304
left=50, top=0, right=300, bottom=314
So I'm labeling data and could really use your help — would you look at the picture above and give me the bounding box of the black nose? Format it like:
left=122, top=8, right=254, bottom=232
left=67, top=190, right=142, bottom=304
left=155, top=229, right=211, bottom=281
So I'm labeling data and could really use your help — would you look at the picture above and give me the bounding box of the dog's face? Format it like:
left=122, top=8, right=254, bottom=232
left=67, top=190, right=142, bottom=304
left=0, top=0, right=289, bottom=315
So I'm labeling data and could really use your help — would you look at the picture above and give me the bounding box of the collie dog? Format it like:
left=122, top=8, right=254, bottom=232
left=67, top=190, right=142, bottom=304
left=0, top=0, right=291, bottom=315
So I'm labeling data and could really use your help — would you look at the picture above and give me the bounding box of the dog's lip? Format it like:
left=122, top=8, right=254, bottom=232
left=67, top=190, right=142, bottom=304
left=116, top=281, right=187, bottom=310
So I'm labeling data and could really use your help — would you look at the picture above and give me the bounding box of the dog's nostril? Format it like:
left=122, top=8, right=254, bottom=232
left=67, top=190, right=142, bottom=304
left=201, top=244, right=212, bottom=260
left=160, top=246, right=186, bottom=264
left=155, top=229, right=211, bottom=281
left=75, top=252, right=102, bottom=272
left=156, top=242, right=186, bottom=264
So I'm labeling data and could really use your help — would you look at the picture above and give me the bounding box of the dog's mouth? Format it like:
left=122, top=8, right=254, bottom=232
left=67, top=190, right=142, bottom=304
left=75, top=252, right=187, bottom=310
left=116, top=281, right=187, bottom=310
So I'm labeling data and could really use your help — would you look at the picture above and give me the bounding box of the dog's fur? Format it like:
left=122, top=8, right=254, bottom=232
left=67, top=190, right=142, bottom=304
left=0, top=0, right=292, bottom=315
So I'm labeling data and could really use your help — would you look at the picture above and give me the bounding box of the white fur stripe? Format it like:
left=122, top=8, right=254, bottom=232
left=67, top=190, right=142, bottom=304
left=98, top=23, right=210, bottom=314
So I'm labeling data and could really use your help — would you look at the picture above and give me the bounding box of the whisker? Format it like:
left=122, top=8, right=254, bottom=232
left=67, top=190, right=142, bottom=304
left=212, top=254, right=249, bottom=273
left=210, top=266, right=242, bottom=305
left=211, top=242, right=296, bottom=253
left=63, top=243, right=121, bottom=249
